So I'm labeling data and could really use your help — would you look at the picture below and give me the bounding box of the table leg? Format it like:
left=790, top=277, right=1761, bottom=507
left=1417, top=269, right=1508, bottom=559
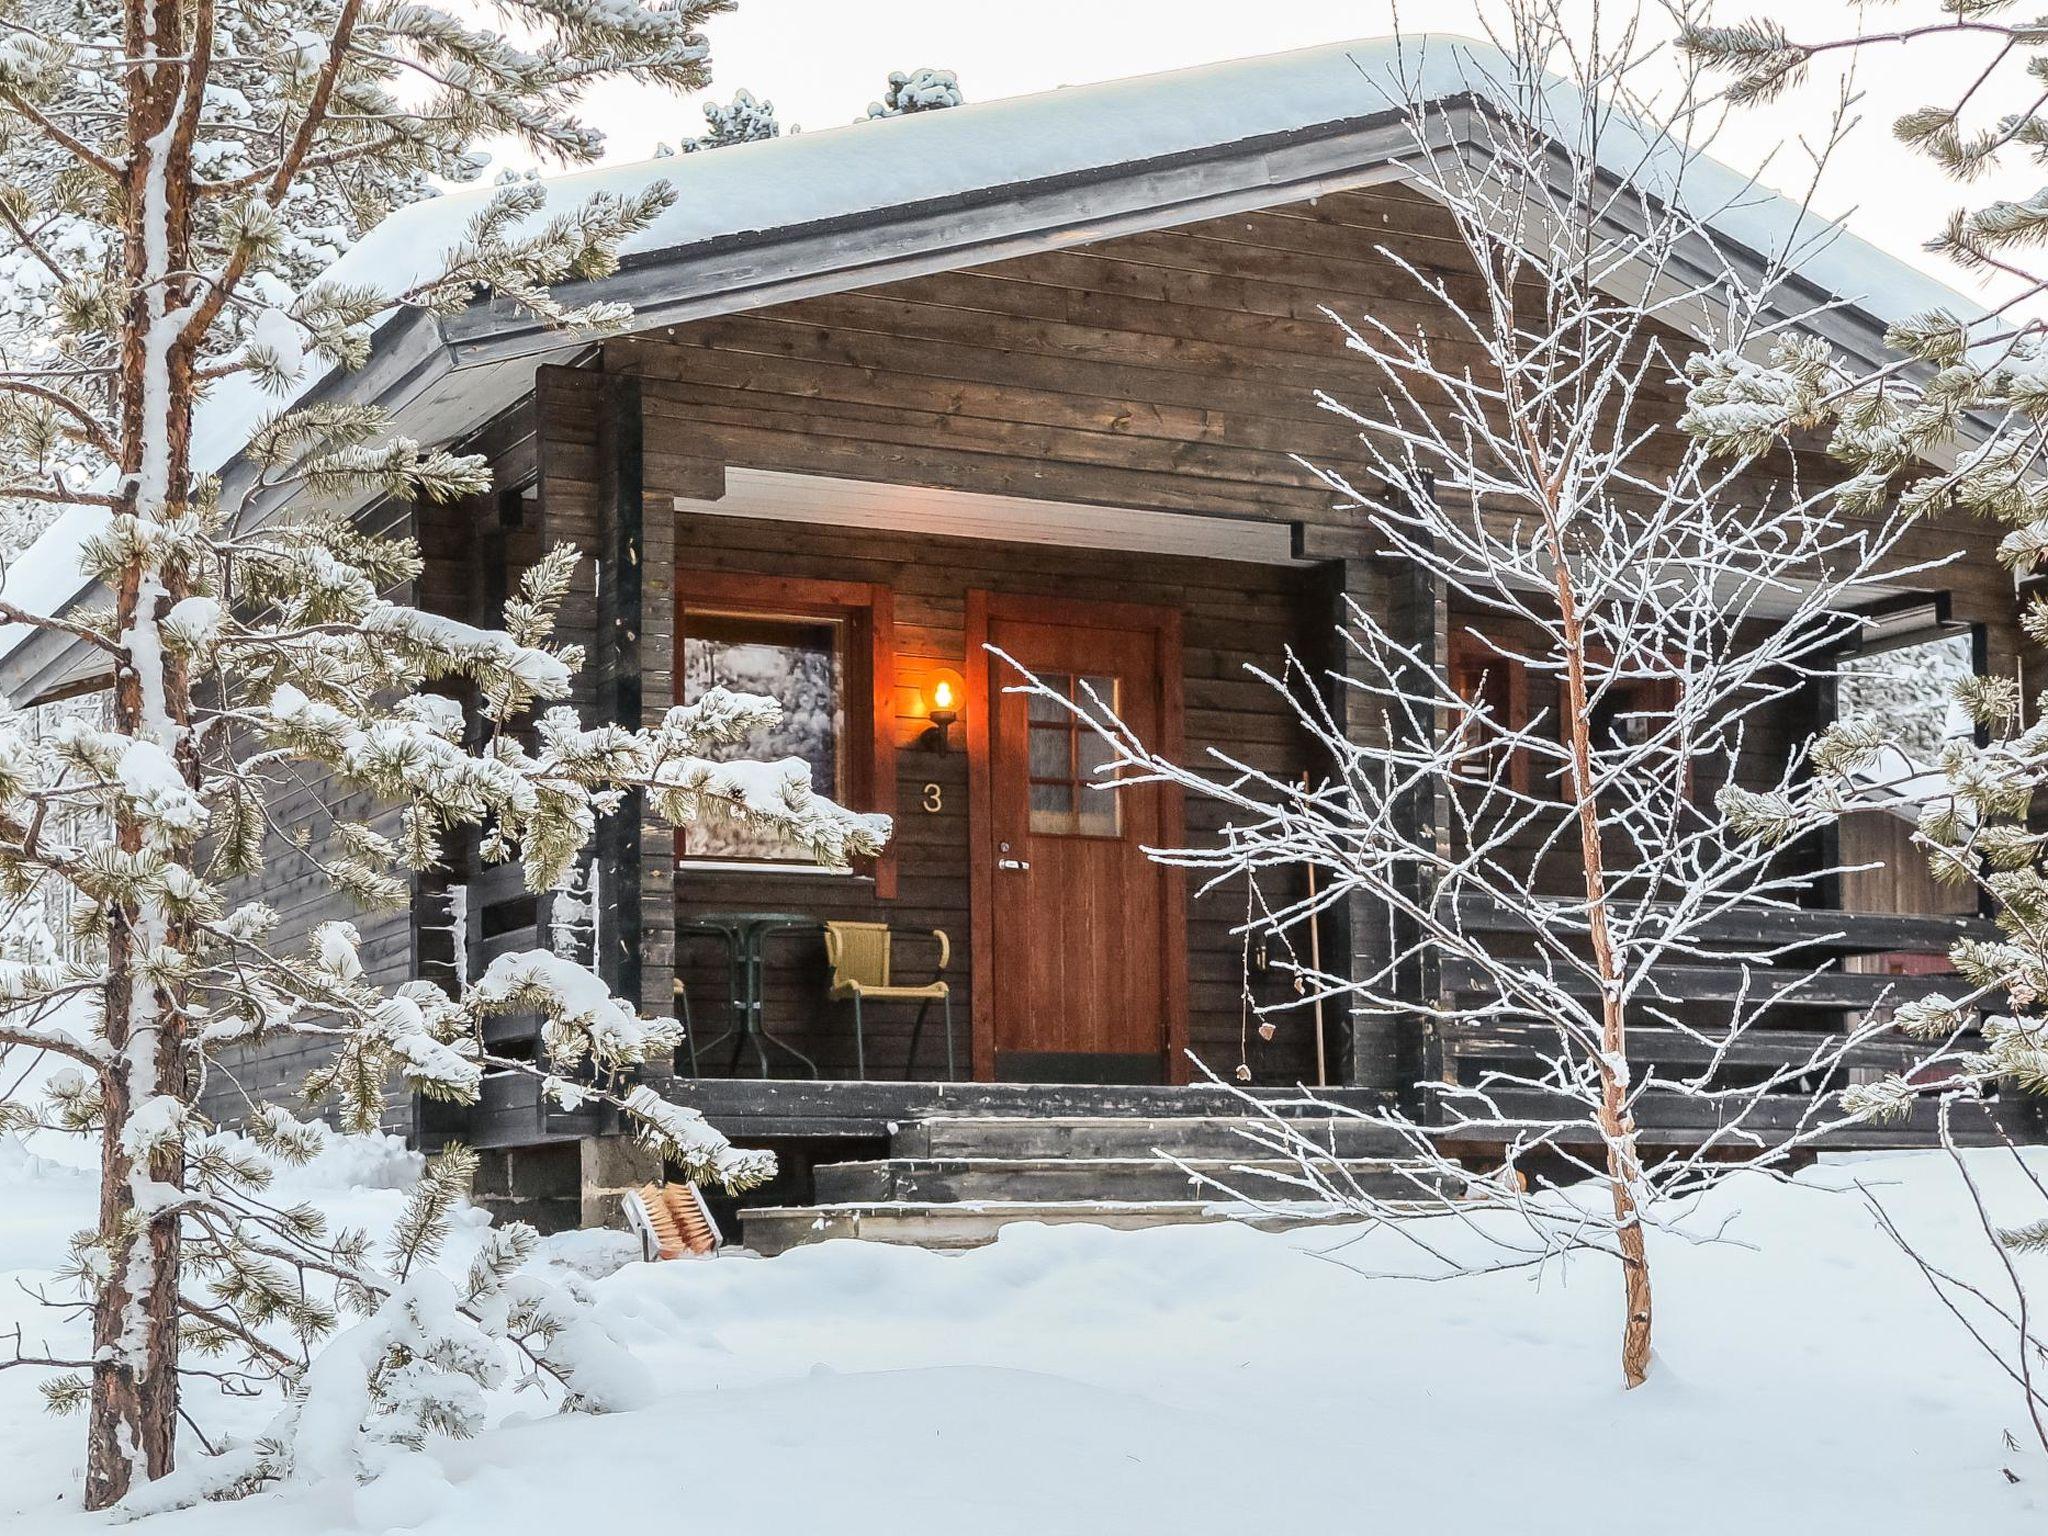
left=677, top=925, right=745, bottom=1075
left=749, top=921, right=820, bottom=1079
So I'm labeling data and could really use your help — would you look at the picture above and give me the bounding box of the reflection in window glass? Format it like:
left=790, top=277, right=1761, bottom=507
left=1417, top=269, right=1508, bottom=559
left=1451, top=659, right=1512, bottom=781
left=1027, top=672, right=1121, bottom=837
left=1838, top=631, right=1976, bottom=765
left=681, top=612, right=844, bottom=862
left=1588, top=688, right=1659, bottom=751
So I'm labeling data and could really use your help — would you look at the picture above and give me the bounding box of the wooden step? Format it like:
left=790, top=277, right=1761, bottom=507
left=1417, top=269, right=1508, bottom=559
left=893, top=1114, right=1412, bottom=1161
left=740, top=1198, right=1349, bottom=1256
left=811, top=1154, right=1442, bottom=1205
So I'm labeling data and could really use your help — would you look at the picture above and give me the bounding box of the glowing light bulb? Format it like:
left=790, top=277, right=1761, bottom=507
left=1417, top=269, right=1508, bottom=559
left=932, top=679, right=955, bottom=710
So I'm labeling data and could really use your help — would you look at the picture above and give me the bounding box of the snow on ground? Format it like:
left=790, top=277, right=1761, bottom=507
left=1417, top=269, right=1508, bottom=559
left=2, top=1139, right=2045, bottom=1534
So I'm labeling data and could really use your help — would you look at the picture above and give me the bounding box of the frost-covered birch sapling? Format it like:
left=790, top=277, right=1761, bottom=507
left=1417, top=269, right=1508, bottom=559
left=0, top=0, right=891, bottom=1510
left=1004, top=5, right=1971, bottom=1391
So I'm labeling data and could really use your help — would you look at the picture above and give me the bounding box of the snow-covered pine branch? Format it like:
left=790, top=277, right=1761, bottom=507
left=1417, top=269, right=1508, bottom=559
left=863, top=67, right=965, bottom=120
left=1685, top=2, right=2048, bottom=1444
left=658, top=87, right=783, bottom=156
left=109, top=1143, right=659, bottom=1513
left=993, top=4, right=1973, bottom=1391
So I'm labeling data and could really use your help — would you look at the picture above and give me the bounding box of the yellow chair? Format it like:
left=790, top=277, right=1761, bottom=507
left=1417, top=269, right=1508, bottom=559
left=823, top=921, right=955, bottom=1080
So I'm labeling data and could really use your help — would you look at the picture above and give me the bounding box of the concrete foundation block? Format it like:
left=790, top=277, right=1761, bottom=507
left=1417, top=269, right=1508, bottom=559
left=580, top=1135, right=663, bottom=1230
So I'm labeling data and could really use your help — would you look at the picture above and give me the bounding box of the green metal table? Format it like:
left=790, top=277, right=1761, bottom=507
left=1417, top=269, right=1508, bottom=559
left=678, top=911, right=822, bottom=1078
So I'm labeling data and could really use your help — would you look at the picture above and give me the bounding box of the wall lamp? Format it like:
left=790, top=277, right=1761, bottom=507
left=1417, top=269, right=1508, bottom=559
left=920, top=667, right=964, bottom=752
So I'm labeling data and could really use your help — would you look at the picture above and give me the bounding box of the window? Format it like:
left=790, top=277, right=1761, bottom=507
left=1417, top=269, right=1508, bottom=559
left=681, top=612, right=846, bottom=863
left=1450, top=635, right=1531, bottom=794
left=1837, top=629, right=1976, bottom=765
left=674, top=572, right=895, bottom=887
left=1831, top=618, right=1981, bottom=924
left=1587, top=679, right=1677, bottom=753
left=1451, top=656, right=1514, bottom=784
left=1547, top=660, right=1683, bottom=803
left=1028, top=672, right=1121, bottom=837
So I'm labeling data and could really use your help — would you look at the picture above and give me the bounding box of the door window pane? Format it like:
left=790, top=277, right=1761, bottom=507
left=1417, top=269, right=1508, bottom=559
left=1451, top=659, right=1512, bottom=781
left=1026, top=672, right=1122, bottom=837
left=681, top=612, right=845, bottom=862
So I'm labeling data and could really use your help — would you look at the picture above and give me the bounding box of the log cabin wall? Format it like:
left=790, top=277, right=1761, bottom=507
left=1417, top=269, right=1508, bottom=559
left=597, top=186, right=1449, bottom=1090
left=534, top=182, right=2032, bottom=1092
left=537, top=347, right=1328, bottom=1081
left=658, top=514, right=1324, bottom=1083
left=457, top=182, right=2028, bottom=1103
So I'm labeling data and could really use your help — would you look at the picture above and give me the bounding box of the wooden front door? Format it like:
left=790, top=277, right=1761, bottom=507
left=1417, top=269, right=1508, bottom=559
left=970, top=593, right=1185, bottom=1083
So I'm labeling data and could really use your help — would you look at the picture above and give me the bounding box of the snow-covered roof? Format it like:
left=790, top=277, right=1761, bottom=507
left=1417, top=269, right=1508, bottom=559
left=327, top=35, right=1989, bottom=344
left=0, top=34, right=1990, bottom=701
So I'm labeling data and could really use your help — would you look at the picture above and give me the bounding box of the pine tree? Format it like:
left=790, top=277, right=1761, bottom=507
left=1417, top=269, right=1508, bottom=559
left=1683, top=5, right=2048, bottom=1446
left=864, top=67, right=964, bottom=119
left=0, top=0, right=889, bottom=1509
left=1680, top=9, right=2048, bottom=1090
left=677, top=87, right=781, bottom=152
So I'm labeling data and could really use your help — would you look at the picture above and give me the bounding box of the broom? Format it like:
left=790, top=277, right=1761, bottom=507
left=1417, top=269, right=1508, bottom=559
left=623, top=1182, right=722, bottom=1261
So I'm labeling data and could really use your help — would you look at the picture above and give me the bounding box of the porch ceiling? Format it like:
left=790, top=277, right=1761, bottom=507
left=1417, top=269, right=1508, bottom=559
left=672, top=468, right=1305, bottom=566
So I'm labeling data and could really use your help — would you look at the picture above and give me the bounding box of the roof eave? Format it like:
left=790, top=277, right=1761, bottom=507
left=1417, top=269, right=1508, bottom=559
left=0, top=93, right=1978, bottom=697
left=441, top=106, right=1433, bottom=369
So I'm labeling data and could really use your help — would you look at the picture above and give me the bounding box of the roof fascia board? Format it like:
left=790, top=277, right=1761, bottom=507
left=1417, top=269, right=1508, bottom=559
left=1418, top=99, right=1903, bottom=368
left=219, top=306, right=460, bottom=531
left=1415, top=103, right=1982, bottom=470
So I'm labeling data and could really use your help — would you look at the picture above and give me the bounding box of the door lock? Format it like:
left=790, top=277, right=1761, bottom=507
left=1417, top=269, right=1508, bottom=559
left=998, top=858, right=1031, bottom=871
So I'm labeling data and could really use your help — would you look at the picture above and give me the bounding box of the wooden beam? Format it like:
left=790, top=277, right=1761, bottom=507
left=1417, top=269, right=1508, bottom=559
left=594, top=372, right=646, bottom=1009
left=1447, top=892, right=1994, bottom=955
left=1439, top=956, right=1977, bottom=1010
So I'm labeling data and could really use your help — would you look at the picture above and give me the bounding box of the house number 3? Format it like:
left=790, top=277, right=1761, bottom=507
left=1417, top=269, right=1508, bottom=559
left=922, top=783, right=943, bottom=813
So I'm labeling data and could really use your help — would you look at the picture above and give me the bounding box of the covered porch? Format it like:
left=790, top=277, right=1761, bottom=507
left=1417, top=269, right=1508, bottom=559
left=646, top=464, right=1355, bottom=1094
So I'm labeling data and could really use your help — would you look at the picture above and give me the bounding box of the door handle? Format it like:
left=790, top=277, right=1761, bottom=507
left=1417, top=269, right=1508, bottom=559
left=998, top=858, right=1031, bottom=870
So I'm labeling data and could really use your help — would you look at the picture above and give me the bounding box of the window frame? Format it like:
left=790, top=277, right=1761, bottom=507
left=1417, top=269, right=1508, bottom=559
left=672, top=568, right=897, bottom=897
left=1821, top=607, right=1987, bottom=922
left=1449, top=630, right=1533, bottom=796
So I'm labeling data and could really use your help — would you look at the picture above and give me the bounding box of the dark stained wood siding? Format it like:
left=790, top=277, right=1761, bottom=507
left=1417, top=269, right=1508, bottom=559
left=206, top=181, right=2035, bottom=1133
left=655, top=513, right=1323, bottom=1084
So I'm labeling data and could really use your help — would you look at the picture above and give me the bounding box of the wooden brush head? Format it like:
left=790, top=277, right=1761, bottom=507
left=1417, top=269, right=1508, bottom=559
left=663, top=1182, right=721, bottom=1256
left=634, top=1182, right=688, bottom=1260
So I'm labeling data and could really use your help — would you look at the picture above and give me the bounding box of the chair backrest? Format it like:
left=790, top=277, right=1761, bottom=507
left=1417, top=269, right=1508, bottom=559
left=824, top=921, right=891, bottom=989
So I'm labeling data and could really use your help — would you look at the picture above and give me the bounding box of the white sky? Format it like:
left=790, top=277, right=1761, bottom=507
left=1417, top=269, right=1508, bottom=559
left=552, top=0, right=2048, bottom=314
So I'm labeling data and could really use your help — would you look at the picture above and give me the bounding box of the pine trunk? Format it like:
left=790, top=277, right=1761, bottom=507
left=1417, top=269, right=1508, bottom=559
left=84, top=0, right=201, bottom=1502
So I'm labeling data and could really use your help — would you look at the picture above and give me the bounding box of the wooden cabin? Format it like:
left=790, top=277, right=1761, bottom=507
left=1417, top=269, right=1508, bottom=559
left=1, top=41, right=2032, bottom=1238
